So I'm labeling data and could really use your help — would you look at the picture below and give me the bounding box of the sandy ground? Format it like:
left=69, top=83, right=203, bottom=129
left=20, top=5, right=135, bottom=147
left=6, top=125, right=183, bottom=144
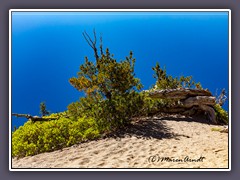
left=12, top=115, right=229, bottom=169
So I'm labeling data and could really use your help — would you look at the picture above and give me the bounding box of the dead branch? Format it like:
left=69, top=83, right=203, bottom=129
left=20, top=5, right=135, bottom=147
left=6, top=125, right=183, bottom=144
left=82, top=29, right=99, bottom=61
left=216, top=88, right=227, bottom=106
left=12, top=113, right=59, bottom=122
left=100, top=34, right=103, bottom=56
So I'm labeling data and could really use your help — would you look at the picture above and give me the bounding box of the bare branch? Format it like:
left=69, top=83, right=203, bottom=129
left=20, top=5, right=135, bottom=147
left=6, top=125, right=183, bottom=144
left=82, top=30, right=99, bottom=61
left=100, top=33, right=103, bottom=56
left=12, top=113, right=32, bottom=119
left=216, top=88, right=227, bottom=106
left=93, top=28, right=97, bottom=45
left=12, top=113, right=58, bottom=122
left=82, top=31, right=94, bottom=49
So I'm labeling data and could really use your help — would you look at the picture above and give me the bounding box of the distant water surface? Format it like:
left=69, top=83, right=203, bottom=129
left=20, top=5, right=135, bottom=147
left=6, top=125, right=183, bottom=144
left=11, top=11, right=229, bottom=130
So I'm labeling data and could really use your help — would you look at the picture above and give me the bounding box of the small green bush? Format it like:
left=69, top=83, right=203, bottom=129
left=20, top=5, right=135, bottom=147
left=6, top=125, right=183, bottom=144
left=68, top=91, right=144, bottom=131
left=211, top=127, right=222, bottom=132
left=39, top=102, right=50, bottom=116
left=138, top=91, right=182, bottom=116
left=214, top=104, right=228, bottom=124
left=140, top=92, right=164, bottom=116
left=12, top=114, right=100, bottom=158
left=152, top=62, right=202, bottom=90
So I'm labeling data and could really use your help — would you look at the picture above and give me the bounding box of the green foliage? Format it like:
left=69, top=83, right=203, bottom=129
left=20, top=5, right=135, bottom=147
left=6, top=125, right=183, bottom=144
left=69, top=92, right=144, bottom=131
left=12, top=114, right=100, bottom=158
left=152, top=62, right=202, bottom=90
left=214, top=104, right=228, bottom=124
left=211, top=127, right=222, bottom=132
left=139, top=91, right=180, bottom=116
left=69, top=45, right=143, bottom=129
left=69, top=49, right=142, bottom=98
left=39, top=102, right=50, bottom=116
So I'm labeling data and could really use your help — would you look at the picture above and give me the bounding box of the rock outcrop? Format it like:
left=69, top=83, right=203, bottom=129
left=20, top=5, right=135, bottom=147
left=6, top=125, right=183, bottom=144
left=148, top=88, right=218, bottom=124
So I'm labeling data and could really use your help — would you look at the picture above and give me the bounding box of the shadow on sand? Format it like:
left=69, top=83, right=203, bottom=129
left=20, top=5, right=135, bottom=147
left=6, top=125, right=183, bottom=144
left=104, top=114, right=210, bottom=140
left=155, top=114, right=213, bottom=125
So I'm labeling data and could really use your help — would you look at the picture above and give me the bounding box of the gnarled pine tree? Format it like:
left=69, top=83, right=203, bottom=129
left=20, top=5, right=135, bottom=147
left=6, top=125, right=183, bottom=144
left=68, top=30, right=143, bottom=130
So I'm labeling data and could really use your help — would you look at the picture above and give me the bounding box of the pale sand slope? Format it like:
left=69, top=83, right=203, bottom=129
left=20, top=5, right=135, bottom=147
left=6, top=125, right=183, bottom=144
left=12, top=115, right=228, bottom=168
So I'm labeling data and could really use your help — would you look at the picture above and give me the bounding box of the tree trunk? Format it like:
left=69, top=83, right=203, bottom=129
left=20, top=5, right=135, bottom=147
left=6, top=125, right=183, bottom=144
left=149, top=88, right=212, bottom=99
left=12, top=113, right=58, bottom=122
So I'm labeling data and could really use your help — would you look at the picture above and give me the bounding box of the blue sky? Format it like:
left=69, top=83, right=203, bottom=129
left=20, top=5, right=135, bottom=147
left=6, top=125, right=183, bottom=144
left=11, top=11, right=229, bottom=129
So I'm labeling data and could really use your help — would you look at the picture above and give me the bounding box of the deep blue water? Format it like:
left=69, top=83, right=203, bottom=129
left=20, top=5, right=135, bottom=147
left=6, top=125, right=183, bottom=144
left=11, top=11, right=229, bottom=130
